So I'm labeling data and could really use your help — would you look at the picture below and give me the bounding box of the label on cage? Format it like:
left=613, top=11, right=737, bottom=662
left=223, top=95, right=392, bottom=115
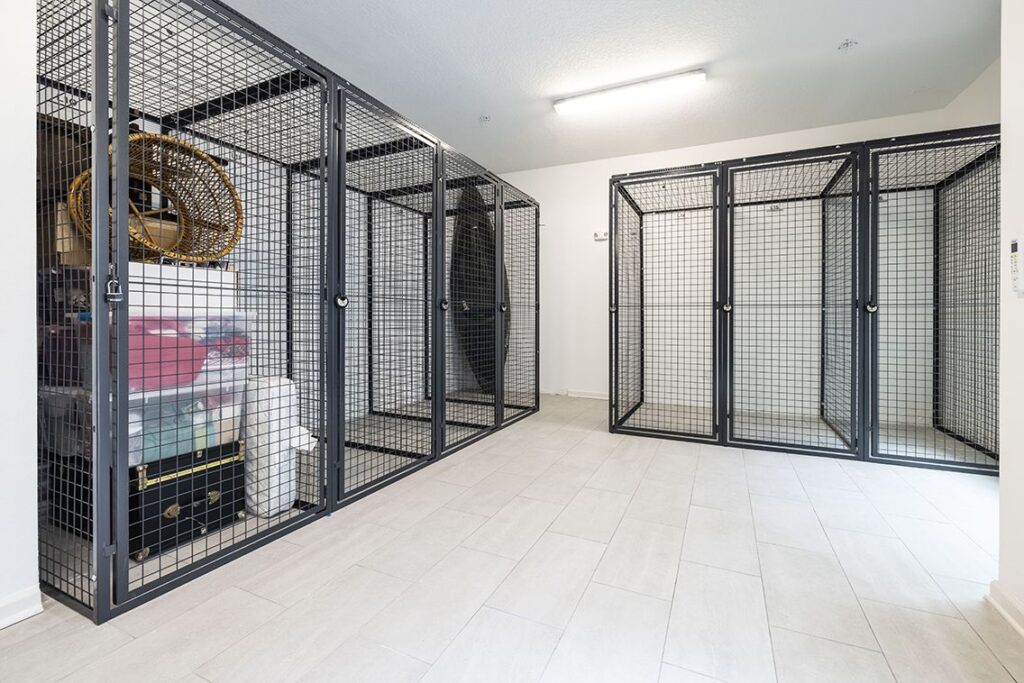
left=1012, top=240, right=1023, bottom=298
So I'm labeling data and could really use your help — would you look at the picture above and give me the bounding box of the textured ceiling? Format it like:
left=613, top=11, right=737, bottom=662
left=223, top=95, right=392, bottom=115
left=227, top=0, right=1000, bottom=172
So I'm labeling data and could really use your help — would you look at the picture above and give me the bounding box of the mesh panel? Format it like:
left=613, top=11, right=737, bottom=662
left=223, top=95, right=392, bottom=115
left=37, top=0, right=97, bottom=610
left=613, top=193, right=642, bottom=424
left=873, top=139, right=999, bottom=467
left=343, top=94, right=434, bottom=495
left=443, top=153, right=499, bottom=448
left=822, top=162, right=858, bottom=447
left=502, top=187, right=539, bottom=420
left=111, top=0, right=327, bottom=595
left=615, top=174, right=717, bottom=436
left=730, top=156, right=856, bottom=451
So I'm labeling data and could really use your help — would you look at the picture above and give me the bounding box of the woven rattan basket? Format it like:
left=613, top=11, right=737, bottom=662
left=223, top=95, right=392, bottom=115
left=68, top=132, right=244, bottom=263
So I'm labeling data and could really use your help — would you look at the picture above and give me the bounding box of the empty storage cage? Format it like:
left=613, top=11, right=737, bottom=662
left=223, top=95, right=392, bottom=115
left=36, top=0, right=539, bottom=622
left=610, top=127, right=998, bottom=472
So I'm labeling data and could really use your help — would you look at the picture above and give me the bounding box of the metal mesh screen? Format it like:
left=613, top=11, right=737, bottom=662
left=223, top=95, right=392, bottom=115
left=502, top=187, right=539, bottom=420
left=821, top=161, right=858, bottom=448
left=614, top=174, right=717, bottom=436
left=730, top=156, right=856, bottom=452
left=613, top=190, right=643, bottom=425
left=342, top=94, right=434, bottom=495
left=108, top=0, right=327, bottom=596
left=443, top=153, right=498, bottom=448
left=873, top=139, right=999, bottom=468
left=37, top=0, right=98, bottom=610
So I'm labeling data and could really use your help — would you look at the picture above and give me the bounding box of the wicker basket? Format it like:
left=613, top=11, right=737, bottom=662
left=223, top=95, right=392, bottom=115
left=68, top=132, right=244, bottom=263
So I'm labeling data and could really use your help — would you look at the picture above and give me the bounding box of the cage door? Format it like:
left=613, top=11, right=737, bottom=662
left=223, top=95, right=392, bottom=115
left=437, top=153, right=501, bottom=451
left=726, top=154, right=858, bottom=454
left=611, top=171, right=719, bottom=439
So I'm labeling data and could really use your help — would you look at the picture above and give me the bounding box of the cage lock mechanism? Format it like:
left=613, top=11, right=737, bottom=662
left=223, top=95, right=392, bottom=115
left=499, top=302, right=508, bottom=313
left=865, top=302, right=879, bottom=314
left=334, top=294, right=348, bottom=309
left=722, top=302, right=733, bottom=313
left=440, top=299, right=450, bottom=312
left=104, top=276, right=124, bottom=304
left=609, top=304, right=618, bottom=314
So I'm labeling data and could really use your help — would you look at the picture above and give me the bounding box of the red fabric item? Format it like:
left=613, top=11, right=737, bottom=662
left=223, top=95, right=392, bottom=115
left=127, top=317, right=208, bottom=391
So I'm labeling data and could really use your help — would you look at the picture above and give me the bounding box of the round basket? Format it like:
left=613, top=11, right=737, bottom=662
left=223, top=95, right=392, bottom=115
left=68, top=132, right=244, bottom=263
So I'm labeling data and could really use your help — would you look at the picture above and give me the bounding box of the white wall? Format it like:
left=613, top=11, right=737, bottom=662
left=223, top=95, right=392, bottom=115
left=0, top=1, right=43, bottom=628
left=992, top=5, right=1024, bottom=635
left=503, top=64, right=1000, bottom=399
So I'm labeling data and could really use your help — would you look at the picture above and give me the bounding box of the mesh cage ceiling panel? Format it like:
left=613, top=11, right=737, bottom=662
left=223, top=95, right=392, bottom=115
left=342, top=95, right=434, bottom=495
left=732, top=157, right=847, bottom=204
left=876, top=141, right=999, bottom=191
left=621, top=174, right=716, bottom=213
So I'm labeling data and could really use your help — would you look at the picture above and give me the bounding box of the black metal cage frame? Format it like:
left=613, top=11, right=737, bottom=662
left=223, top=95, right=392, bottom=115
left=609, top=126, right=999, bottom=475
left=36, top=0, right=539, bottom=623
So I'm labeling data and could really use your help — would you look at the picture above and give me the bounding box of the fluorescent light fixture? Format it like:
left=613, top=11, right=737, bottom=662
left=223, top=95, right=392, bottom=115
left=553, top=69, right=706, bottom=115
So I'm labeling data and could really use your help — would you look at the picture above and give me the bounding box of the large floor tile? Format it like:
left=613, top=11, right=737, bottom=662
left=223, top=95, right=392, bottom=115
left=447, top=472, right=536, bottom=517
left=861, top=599, right=1014, bottom=683
left=886, top=515, right=997, bottom=584
left=758, top=542, right=877, bottom=650
left=359, top=507, right=488, bottom=581
left=789, top=456, right=859, bottom=492
left=745, top=464, right=807, bottom=502
left=625, top=479, right=691, bottom=528
left=690, top=471, right=751, bottom=516
left=593, top=518, right=684, bottom=600
left=771, top=628, right=894, bottom=683
left=238, top=522, right=401, bottom=606
left=844, top=468, right=947, bottom=522
left=363, top=478, right=469, bottom=530
left=520, top=463, right=593, bottom=505
left=462, top=496, right=564, bottom=560
left=586, top=444, right=655, bottom=495
left=645, top=443, right=700, bottom=484
left=542, top=583, right=670, bottom=683
left=549, top=487, right=631, bottom=543
left=0, top=618, right=133, bottom=683
left=298, top=637, right=428, bottom=683
left=681, top=505, right=760, bottom=576
left=360, top=546, right=515, bottom=663
left=75, top=588, right=282, bottom=683
left=487, top=532, right=607, bottom=629
left=197, top=566, right=409, bottom=682
left=934, top=576, right=1024, bottom=681
left=750, top=495, right=831, bottom=553
left=804, top=486, right=894, bottom=537
left=664, top=561, right=775, bottom=683
left=826, top=528, right=958, bottom=616
left=658, top=663, right=725, bottom=682
left=422, top=607, right=561, bottom=683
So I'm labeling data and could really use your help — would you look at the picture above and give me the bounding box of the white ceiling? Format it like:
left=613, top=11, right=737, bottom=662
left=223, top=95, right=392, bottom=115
left=229, top=0, right=1000, bottom=173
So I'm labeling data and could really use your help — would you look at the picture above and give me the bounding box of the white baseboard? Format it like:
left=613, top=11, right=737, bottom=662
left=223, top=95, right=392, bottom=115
left=0, top=586, right=42, bottom=631
left=566, top=390, right=608, bottom=401
left=988, top=580, right=1024, bottom=639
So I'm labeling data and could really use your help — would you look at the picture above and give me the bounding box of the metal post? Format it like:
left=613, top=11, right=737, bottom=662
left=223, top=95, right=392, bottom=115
left=110, top=0, right=131, bottom=609
left=494, top=183, right=505, bottom=428
left=326, top=81, right=342, bottom=508
left=431, top=148, right=447, bottom=458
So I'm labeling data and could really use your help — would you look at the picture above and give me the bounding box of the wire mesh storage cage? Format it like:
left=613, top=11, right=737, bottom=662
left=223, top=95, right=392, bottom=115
left=610, top=127, right=998, bottom=473
left=36, top=0, right=539, bottom=622
left=868, top=132, right=1000, bottom=470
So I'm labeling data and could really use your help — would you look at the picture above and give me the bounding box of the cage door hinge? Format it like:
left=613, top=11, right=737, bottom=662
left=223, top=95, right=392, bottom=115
left=103, top=2, right=118, bottom=20
left=101, top=543, right=117, bottom=558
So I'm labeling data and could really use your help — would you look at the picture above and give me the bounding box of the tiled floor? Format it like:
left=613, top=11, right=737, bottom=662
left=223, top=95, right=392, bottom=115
left=3, top=395, right=1020, bottom=683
